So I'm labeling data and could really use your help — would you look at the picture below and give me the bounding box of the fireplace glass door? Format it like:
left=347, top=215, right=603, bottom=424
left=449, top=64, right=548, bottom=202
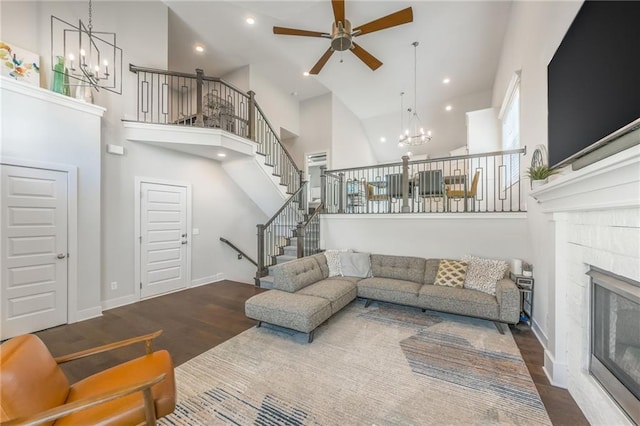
left=589, top=268, right=640, bottom=424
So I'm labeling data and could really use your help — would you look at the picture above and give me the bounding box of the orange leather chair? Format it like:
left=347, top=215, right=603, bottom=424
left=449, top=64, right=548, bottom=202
left=0, top=330, right=175, bottom=426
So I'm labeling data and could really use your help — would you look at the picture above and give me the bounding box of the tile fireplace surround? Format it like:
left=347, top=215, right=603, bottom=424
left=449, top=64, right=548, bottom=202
left=531, top=144, right=640, bottom=425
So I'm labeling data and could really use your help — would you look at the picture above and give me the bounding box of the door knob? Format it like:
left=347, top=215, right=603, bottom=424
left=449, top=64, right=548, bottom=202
left=181, top=240, right=187, bottom=245
left=57, top=253, right=66, bottom=259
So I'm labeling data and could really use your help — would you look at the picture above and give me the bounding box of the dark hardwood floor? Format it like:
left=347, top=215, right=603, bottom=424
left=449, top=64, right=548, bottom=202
left=35, top=281, right=588, bottom=425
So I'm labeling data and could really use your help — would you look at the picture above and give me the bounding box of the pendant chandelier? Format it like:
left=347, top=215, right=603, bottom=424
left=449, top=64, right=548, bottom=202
left=398, top=41, right=431, bottom=147
left=51, top=0, right=123, bottom=94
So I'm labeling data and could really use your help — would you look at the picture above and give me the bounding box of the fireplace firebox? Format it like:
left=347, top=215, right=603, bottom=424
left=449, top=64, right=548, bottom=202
left=589, top=268, right=640, bottom=424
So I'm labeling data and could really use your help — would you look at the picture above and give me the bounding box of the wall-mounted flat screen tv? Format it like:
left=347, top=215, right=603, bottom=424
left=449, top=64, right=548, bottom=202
left=547, top=0, right=640, bottom=168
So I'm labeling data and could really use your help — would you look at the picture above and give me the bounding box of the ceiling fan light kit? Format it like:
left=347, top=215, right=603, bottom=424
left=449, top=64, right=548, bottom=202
left=273, top=0, right=413, bottom=74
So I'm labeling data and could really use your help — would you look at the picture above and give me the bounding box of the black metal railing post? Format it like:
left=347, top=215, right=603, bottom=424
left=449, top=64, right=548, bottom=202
left=338, top=172, right=345, bottom=213
left=296, top=222, right=305, bottom=258
left=256, top=224, right=266, bottom=284
left=195, top=68, right=204, bottom=127
left=248, top=90, right=256, bottom=141
left=401, top=155, right=410, bottom=213
left=320, top=166, right=327, bottom=213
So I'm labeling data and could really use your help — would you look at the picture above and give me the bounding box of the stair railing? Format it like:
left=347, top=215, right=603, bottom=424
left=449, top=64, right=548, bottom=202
left=256, top=182, right=308, bottom=282
left=129, top=65, right=304, bottom=195
left=252, top=99, right=303, bottom=195
left=219, top=237, right=258, bottom=266
left=296, top=203, right=323, bottom=258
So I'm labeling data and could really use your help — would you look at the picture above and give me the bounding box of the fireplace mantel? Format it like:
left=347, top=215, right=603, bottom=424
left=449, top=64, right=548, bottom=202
left=530, top=144, right=640, bottom=213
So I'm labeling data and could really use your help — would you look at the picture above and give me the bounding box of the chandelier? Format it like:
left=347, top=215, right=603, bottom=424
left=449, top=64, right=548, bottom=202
left=398, top=41, right=431, bottom=147
left=50, top=0, right=123, bottom=94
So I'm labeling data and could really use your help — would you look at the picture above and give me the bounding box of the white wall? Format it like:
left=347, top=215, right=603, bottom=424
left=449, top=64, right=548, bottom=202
left=331, top=95, right=377, bottom=169
left=286, top=93, right=333, bottom=169
left=222, top=65, right=250, bottom=93
left=250, top=65, right=300, bottom=138
left=1, top=82, right=103, bottom=318
left=491, top=0, right=583, bottom=370
left=321, top=215, right=531, bottom=262
left=466, top=107, right=501, bottom=154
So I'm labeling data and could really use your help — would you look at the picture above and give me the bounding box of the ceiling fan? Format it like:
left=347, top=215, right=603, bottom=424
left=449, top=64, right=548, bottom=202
left=273, top=0, right=413, bottom=74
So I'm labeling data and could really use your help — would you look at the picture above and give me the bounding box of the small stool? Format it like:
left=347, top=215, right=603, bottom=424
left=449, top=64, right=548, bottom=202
left=245, top=290, right=331, bottom=343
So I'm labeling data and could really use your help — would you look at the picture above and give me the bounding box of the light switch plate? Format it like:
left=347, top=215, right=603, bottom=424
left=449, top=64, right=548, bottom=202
left=192, top=228, right=200, bottom=235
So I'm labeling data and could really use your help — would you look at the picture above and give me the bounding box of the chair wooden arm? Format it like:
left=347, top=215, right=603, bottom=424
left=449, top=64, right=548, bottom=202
left=0, top=373, right=166, bottom=426
left=54, top=330, right=163, bottom=364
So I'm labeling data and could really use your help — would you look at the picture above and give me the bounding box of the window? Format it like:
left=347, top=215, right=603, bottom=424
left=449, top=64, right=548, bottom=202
left=499, top=71, right=521, bottom=189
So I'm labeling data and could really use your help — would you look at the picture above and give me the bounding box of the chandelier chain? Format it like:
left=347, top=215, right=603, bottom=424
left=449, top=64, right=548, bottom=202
left=413, top=41, right=418, bottom=113
left=88, top=0, right=93, bottom=32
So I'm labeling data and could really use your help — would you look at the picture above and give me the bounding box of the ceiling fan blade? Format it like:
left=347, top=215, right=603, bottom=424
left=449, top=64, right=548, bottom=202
left=332, top=0, right=345, bottom=24
left=351, top=42, right=382, bottom=71
left=309, top=48, right=335, bottom=74
left=273, top=27, right=328, bottom=37
left=353, top=7, right=413, bottom=36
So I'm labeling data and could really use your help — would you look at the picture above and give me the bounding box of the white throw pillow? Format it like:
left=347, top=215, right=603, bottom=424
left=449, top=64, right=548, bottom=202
left=324, top=249, right=351, bottom=277
left=462, top=255, right=509, bottom=295
left=339, top=252, right=372, bottom=278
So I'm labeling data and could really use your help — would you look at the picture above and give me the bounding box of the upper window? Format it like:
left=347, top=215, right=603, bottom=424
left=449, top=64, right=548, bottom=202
left=499, top=71, right=521, bottom=189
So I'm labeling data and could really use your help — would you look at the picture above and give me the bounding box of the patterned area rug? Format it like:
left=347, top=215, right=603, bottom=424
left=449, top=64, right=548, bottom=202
left=160, top=300, right=551, bottom=425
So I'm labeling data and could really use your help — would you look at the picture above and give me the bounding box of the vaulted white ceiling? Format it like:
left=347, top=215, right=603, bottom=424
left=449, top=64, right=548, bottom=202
left=165, top=1, right=512, bottom=162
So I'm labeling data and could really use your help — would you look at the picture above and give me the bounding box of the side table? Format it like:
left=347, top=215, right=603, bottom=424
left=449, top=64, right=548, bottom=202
left=510, top=272, right=534, bottom=325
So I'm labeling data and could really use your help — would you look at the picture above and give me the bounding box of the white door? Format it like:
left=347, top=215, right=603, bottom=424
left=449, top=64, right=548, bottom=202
left=1, top=165, right=68, bottom=340
left=139, top=182, right=188, bottom=298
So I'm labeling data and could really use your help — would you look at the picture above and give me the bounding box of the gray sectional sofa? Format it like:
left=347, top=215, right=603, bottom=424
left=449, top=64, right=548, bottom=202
left=245, top=253, right=520, bottom=342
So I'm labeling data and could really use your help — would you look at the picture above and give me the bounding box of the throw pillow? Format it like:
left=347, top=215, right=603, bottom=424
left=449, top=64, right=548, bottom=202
left=339, top=252, right=372, bottom=278
left=434, top=259, right=467, bottom=288
left=462, top=255, right=509, bottom=295
left=324, top=249, right=351, bottom=277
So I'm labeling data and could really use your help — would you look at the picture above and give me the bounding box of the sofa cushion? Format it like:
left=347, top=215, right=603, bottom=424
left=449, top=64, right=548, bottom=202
left=308, top=253, right=330, bottom=279
left=418, top=284, right=499, bottom=320
left=339, top=252, right=372, bottom=278
left=434, top=259, right=467, bottom=288
left=245, top=290, right=331, bottom=333
left=370, top=255, right=426, bottom=284
left=423, top=259, right=441, bottom=285
left=297, top=279, right=357, bottom=315
left=273, top=257, right=324, bottom=293
left=357, top=277, right=421, bottom=306
left=462, top=255, right=509, bottom=296
left=324, top=249, right=351, bottom=277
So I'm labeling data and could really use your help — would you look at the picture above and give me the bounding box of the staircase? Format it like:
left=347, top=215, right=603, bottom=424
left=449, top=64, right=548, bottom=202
left=258, top=236, right=299, bottom=289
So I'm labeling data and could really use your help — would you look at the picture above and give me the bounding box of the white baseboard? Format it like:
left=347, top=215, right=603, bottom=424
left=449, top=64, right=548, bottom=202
left=102, top=294, right=138, bottom=311
left=531, top=317, right=548, bottom=348
left=74, top=305, right=102, bottom=322
left=191, top=275, right=221, bottom=288
left=543, top=349, right=569, bottom=388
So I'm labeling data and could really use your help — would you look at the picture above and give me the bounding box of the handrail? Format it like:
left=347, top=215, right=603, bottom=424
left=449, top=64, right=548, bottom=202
left=129, top=64, right=249, bottom=99
left=263, top=182, right=307, bottom=228
left=325, top=147, right=527, bottom=173
left=301, top=202, right=323, bottom=226
left=220, top=237, right=258, bottom=266
left=253, top=101, right=300, bottom=175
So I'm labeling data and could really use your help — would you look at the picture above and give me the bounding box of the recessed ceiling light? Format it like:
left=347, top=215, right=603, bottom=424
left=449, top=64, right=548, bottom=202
left=246, top=17, right=255, bottom=25
left=443, top=77, right=451, bottom=84
left=194, top=44, right=204, bottom=53
left=303, top=71, right=310, bottom=77
left=445, top=105, right=453, bottom=111
left=217, top=152, right=226, bottom=157
left=380, top=137, right=386, bottom=143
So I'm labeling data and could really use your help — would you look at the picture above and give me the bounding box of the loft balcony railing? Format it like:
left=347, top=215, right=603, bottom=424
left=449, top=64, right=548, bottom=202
left=128, top=65, right=302, bottom=195
left=322, top=148, right=527, bottom=214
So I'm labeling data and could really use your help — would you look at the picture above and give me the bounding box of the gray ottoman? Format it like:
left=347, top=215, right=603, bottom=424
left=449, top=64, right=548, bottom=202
left=245, top=290, right=331, bottom=342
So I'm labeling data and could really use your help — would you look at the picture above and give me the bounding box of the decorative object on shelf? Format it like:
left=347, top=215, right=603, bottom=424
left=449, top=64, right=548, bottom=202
left=51, top=55, right=66, bottom=94
left=522, top=262, right=533, bottom=278
left=50, top=0, right=123, bottom=94
left=0, top=41, right=40, bottom=86
left=525, top=165, right=557, bottom=188
left=75, top=80, right=94, bottom=103
left=398, top=41, right=432, bottom=148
